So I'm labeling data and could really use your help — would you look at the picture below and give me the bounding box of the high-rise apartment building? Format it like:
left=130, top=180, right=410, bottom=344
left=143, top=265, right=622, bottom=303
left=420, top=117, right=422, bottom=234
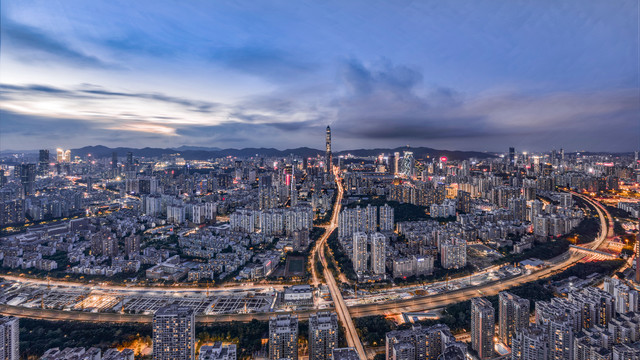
left=385, top=324, right=463, bottom=360
left=199, top=342, right=236, bottom=360
left=604, top=277, right=639, bottom=314
left=370, top=232, right=386, bottom=275
left=309, top=311, right=338, bottom=360
left=269, top=314, right=298, bottom=360
left=440, top=238, right=467, bottom=269
left=332, top=348, right=359, bottom=360
left=510, top=325, right=548, bottom=360
left=498, top=291, right=530, bottom=346
left=353, top=232, right=368, bottom=274
left=379, top=204, right=394, bottom=232
left=325, top=126, right=332, bottom=173
left=471, top=297, right=495, bottom=360
left=152, top=305, right=195, bottom=360
left=0, top=316, right=19, bottom=360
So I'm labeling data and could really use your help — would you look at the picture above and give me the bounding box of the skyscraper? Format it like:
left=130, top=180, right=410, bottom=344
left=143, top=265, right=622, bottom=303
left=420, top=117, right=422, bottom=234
left=309, top=311, right=338, bottom=360
left=112, top=152, right=119, bottom=177
left=400, top=151, right=415, bottom=177
left=370, top=232, right=386, bottom=275
left=498, top=291, right=530, bottom=346
left=38, top=149, right=49, bottom=175
left=353, top=232, right=368, bottom=274
left=269, top=314, right=298, bottom=360
left=379, top=204, right=395, bottom=232
left=508, top=147, right=515, bottom=168
left=56, top=148, right=64, bottom=163
left=152, top=305, right=195, bottom=360
left=325, top=125, right=332, bottom=173
left=0, top=316, right=19, bottom=360
left=126, top=151, right=134, bottom=171
left=19, top=163, right=36, bottom=197
left=471, top=297, right=495, bottom=360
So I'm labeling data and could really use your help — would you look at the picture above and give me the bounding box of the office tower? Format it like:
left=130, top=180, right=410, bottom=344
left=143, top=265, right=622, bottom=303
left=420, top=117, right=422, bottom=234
left=331, top=348, right=359, bottom=360
left=387, top=154, right=396, bottom=175
left=199, top=342, right=236, bottom=360
left=269, top=314, right=298, bottom=360
left=56, top=148, right=64, bottom=163
left=38, top=149, right=49, bottom=175
left=126, top=151, right=133, bottom=171
left=508, top=147, right=515, bottom=168
left=370, top=232, right=386, bottom=275
left=19, top=163, right=36, bottom=197
left=64, top=150, right=71, bottom=163
left=353, top=232, right=368, bottom=274
left=510, top=325, right=548, bottom=360
left=152, top=305, right=195, bottom=360
left=325, top=125, right=332, bottom=173
left=498, top=291, right=530, bottom=347
left=0, top=316, right=19, bottom=360
left=309, top=311, right=338, bottom=360
left=379, top=204, right=394, bottom=232
left=112, top=152, right=118, bottom=177
left=385, top=324, right=461, bottom=360
left=471, top=298, right=495, bottom=360
left=400, top=151, right=415, bottom=177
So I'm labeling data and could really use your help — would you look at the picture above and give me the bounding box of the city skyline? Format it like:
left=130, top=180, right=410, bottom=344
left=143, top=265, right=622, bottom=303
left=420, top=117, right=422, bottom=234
left=2, top=1, right=640, bottom=359
left=1, top=0, right=639, bottom=152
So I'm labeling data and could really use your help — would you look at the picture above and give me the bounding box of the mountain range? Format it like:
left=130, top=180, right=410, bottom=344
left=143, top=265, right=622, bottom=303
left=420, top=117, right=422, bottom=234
left=62, top=145, right=496, bottom=161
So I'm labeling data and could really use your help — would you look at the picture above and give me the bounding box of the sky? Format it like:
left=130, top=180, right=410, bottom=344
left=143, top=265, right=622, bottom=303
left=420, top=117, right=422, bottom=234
left=1, top=0, right=639, bottom=152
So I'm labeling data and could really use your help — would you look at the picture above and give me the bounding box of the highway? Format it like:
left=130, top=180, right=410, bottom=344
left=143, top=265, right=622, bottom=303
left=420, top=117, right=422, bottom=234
left=310, top=170, right=367, bottom=360
left=0, top=274, right=285, bottom=293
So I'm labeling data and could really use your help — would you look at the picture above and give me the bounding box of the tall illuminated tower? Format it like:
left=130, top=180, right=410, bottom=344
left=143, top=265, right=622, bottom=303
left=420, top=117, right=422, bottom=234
left=325, top=125, right=332, bottom=173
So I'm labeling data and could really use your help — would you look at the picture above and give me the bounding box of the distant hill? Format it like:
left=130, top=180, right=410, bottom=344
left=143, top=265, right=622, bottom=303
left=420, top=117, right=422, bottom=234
left=335, top=146, right=496, bottom=160
left=68, top=145, right=496, bottom=161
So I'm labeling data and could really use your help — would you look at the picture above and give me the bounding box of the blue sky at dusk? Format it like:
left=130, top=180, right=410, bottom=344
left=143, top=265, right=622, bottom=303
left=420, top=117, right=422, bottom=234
left=1, top=0, right=638, bottom=152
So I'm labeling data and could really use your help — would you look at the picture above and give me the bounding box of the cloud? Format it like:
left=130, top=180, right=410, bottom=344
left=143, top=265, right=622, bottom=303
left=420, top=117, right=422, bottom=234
left=341, top=59, right=423, bottom=96
left=1, top=18, right=113, bottom=68
left=209, top=45, right=317, bottom=81
left=330, top=59, right=639, bottom=150
left=0, top=83, right=220, bottom=114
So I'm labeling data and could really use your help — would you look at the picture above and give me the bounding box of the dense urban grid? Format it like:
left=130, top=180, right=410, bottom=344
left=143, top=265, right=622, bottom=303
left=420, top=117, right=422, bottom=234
left=0, top=126, right=639, bottom=360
